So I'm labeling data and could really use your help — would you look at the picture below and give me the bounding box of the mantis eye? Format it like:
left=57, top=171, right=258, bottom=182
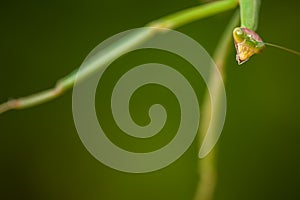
left=234, top=28, right=244, bottom=36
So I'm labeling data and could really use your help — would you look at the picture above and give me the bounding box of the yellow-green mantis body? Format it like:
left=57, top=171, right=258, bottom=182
left=233, top=26, right=265, bottom=64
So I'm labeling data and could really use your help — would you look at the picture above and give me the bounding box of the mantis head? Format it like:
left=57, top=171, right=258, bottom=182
left=233, top=27, right=265, bottom=65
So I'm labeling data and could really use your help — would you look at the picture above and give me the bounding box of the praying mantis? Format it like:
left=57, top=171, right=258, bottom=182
left=233, top=0, right=300, bottom=64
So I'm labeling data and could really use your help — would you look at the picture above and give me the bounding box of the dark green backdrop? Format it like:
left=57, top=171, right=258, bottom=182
left=1, top=0, right=300, bottom=199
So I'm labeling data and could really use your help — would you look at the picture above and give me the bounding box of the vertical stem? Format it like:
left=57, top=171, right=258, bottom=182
left=239, top=0, right=261, bottom=31
left=194, top=10, right=240, bottom=200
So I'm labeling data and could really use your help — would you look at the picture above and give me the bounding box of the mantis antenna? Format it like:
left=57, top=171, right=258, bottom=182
left=264, top=42, right=300, bottom=56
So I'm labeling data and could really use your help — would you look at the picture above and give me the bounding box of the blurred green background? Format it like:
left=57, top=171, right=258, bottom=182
left=1, top=0, right=300, bottom=199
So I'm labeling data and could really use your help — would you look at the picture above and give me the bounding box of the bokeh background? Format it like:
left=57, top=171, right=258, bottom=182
left=1, top=0, right=300, bottom=199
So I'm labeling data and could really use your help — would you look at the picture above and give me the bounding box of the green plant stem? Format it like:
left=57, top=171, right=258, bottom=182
left=194, top=10, right=240, bottom=200
left=0, top=0, right=238, bottom=114
left=240, top=0, right=261, bottom=31
left=149, top=0, right=238, bottom=29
